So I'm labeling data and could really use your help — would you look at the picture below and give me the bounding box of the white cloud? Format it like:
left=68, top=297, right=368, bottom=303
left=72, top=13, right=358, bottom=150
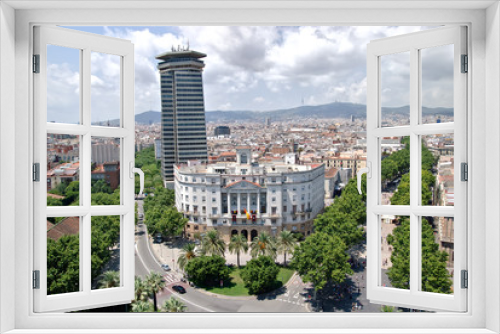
left=52, top=25, right=446, bottom=117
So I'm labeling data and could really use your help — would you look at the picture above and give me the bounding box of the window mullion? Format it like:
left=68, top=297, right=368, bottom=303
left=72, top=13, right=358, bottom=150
left=81, top=47, right=92, bottom=294
left=409, top=47, right=420, bottom=294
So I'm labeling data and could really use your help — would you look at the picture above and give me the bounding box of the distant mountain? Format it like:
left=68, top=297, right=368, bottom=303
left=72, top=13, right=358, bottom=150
left=101, top=102, right=453, bottom=125
left=135, top=110, right=161, bottom=124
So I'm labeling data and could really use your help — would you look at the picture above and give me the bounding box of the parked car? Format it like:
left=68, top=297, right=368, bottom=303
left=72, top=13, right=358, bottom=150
left=172, top=285, right=186, bottom=294
left=154, top=234, right=163, bottom=243
left=161, top=264, right=171, bottom=271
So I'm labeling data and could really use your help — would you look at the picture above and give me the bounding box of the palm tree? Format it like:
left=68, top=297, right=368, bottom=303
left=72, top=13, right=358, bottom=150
left=146, top=271, right=165, bottom=312
left=381, top=305, right=396, bottom=312
left=276, top=230, right=296, bottom=266
left=99, top=270, right=120, bottom=289
left=250, top=231, right=276, bottom=258
left=200, top=230, right=226, bottom=257
left=228, top=234, right=249, bottom=267
left=163, top=297, right=187, bottom=313
left=131, top=300, right=153, bottom=313
left=177, top=243, right=197, bottom=270
left=134, top=276, right=150, bottom=302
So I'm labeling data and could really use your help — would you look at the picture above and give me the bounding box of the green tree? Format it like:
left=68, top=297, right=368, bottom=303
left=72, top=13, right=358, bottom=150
left=228, top=234, right=249, bottom=267
left=47, top=196, right=63, bottom=207
left=49, top=181, right=68, bottom=196
left=421, top=218, right=452, bottom=293
left=47, top=235, right=80, bottom=295
left=386, top=218, right=452, bottom=293
left=276, top=230, right=296, bottom=266
left=91, top=179, right=112, bottom=194
left=385, top=218, right=410, bottom=289
left=240, top=256, right=280, bottom=295
left=64, top=180, right=80, bottom=205
left=177, top=243, right=197, bottom=270
left=382, top=159, right=398, bottom=182
left=381, top=305, right=396, bottom=312
left=390, top=170, right=436, bottom=206
left=390, top=173, right=411, bottom=206
left=314, top=208, right=364, bottom=248
left=184, top=255, right=230, bottom=287
left=146, top=271, right=165, bottom=312
left=143, top=186, right=175, bottom=212
left=135, top=146, right=162, bottom=194
left=163, top=297, right=187, bottom=313
left=144, top=206, right=187, bottom=241
left=290, top=232, right=352, bottom=292
left=199, top=230, right=226, bottom=257
left=250, top=231, right=276, bottom=258
left=99, top=270, right=120, bottom=289
left=134, top=276, right=150, bottom=302
left=131, top=300, right=153, bottom=313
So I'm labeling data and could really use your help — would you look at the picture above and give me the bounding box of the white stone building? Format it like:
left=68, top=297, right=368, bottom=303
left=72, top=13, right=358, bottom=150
left=175, top=148, right=325, bottom=242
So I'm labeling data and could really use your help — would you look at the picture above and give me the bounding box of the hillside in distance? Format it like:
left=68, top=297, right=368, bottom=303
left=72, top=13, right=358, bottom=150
left=116, top=102, right=453, bottom=125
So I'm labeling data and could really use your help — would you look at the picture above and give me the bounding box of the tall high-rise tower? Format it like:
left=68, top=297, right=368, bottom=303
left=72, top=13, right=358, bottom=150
left=156, top=49, right=208, bottom=188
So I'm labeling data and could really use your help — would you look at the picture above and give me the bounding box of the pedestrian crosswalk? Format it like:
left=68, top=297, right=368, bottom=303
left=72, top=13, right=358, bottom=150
left=163, top=273, right=179, bottom=284
left=276, top=293, right=308, bottom=306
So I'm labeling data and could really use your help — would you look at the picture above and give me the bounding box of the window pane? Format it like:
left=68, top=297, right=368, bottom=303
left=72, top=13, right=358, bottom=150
left=421, top=216, right=454, bottom=294
left=421, top=45, right=454, bottom=124
left=380, top=136, right=410, bottom=205
left=422, top=134, right=454, bottom=206
left=91, top=215, right=121, bottom=290
left=91, top=52, right=121, bottom=127
left=47, top=45, right=81, bottom=124
left=380, top=51, right=410, bottom=127
left=91, top=137, right=121, bottom=205
left=47, top=133, right=80, bottom=206
left=47, top=216, right=80, bottom=295
left=382, top=215, right=410, bottom=290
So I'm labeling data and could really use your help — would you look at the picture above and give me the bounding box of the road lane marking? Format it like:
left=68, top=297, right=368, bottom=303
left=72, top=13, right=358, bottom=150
left=135, top=244, right=151, bottom=273
left=141, top=226, right=163, bottom=268
left=135, top=244, right=215, bottom=313
left=164, top=287, right=215, bottom=313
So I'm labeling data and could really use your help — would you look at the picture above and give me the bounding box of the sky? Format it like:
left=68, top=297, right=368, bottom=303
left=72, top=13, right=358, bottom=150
left=46, top=26, right=454, bottom=124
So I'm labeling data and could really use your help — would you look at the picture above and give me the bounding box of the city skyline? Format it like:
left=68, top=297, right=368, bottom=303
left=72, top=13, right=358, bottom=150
left=48, top=25, right=454, bottom=125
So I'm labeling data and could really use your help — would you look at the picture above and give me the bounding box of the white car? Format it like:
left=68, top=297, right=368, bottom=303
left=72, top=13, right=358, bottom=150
left=161, top=264, right=171, bottom=271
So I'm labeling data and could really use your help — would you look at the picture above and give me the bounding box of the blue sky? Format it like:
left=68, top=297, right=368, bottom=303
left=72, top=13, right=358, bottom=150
left=46, top=26, right=453, bottom=124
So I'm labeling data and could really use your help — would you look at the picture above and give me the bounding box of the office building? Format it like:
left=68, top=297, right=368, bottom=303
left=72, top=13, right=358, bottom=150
left=156, top=48, right=208, bottom=188
left=214, top=126, right=230, bottom=138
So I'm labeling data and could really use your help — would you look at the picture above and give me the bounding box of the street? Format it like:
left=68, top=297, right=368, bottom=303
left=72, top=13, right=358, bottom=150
left=135, top=199, right=308, bottom=312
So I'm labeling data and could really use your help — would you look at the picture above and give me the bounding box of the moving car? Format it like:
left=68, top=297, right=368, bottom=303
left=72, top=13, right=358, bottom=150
left=161, top=264, right=171, bottom=271
left=172, top=285, right=186, bottom=294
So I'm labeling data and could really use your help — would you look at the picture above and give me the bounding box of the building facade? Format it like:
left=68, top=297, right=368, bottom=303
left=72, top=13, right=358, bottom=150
left=214, top=126, right=230, bottom=138
left=156, top=49, right=209, bottom=188
left=175, top=148, right=325, bottom=243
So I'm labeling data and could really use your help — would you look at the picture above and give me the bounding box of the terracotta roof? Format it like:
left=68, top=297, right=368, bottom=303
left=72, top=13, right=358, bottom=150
left=47, top=193, right=65, bottom=200
left=47, top=217, right=80, bottom=241
left=224, top=179, right=262, bottom=189
left=236, top=145, right=252, bottom=150
left=325, top=168, right=339, bottom=178
left=220, top=152, right=236, bottom=157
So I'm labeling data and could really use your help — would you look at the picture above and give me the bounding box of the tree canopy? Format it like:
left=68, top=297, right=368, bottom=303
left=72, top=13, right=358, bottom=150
left=144, top=205, right=187, bottom=239
left=290, top=232, right=352, bottom=291
left=184, top=255, right=230, bottom=287
left=386, top=217, right=452, bottom=293
left=240, top=256, right=280, bottom=295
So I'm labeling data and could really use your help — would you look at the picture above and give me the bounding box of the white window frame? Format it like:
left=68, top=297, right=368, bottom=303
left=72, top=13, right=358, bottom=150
left=365, top=26, right=467, bottom=312
left=33, top=25, right=136, bottom=313
left=1, top=2, right=498, bottom=334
